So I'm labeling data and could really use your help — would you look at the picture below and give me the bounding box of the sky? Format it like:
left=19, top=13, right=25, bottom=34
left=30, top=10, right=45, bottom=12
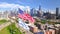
left=0, top=0, right=60, bottom=11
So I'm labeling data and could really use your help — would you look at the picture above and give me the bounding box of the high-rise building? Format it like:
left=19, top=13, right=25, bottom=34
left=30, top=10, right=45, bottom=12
left=56, top=7, right=59, bottom=16
left=37, top=10, right=41, bottom=17
left=37, top=5, right=43, bottom=18
left=0, top=11, right=9, bottom=19
left=25, top=9, right=30, bottom=14
left=24, top=6, right=30, bottom=15
left=39, top=5, right=41, bottom=11
left=30, top=8, right=37, bottom=17
left=30, top=8, right=35, bottom=16
left=56, top=7, right=60, bottom=19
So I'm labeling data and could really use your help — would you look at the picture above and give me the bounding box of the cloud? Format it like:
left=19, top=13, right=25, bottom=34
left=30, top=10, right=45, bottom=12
left=0, top=2, right=30, bottom=10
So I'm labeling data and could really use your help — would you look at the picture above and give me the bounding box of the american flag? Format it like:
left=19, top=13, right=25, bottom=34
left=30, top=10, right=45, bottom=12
left=18, top=8, right=28, bottom=20
left=18, top=8, right=35, bottom=23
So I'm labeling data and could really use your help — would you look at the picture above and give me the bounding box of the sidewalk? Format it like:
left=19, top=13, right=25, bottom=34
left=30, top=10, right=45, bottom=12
left=0, top=22, right=11, bottom=31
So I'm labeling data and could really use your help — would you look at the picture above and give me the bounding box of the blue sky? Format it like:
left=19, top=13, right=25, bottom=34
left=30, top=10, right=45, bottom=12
left=0, top=0, right=60, bottom=11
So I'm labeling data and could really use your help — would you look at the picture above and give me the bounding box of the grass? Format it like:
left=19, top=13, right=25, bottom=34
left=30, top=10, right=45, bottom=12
left=0, top=23, right=23, bottom=34
left=8, top=23, right=23, bottom=34
left=0, top=25, right=10, bottom=34
left=41, top=20, right=47, bottom=24
left=0, top=19, right=8, bottom=24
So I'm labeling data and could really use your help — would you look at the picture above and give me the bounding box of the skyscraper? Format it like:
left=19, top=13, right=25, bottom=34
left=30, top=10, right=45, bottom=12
left=37, top=5, right=43, bottom=18
left=39, top=5, right=41, bottom=11
left=37, top=10, right=41, bottom=17
left=30, top=8, right=37, bottom=17
left=56, top=7, right=59, bottom=19
left=30, top=8, right=34, bottom=16
left=56, top=7, right=59, bottom=16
